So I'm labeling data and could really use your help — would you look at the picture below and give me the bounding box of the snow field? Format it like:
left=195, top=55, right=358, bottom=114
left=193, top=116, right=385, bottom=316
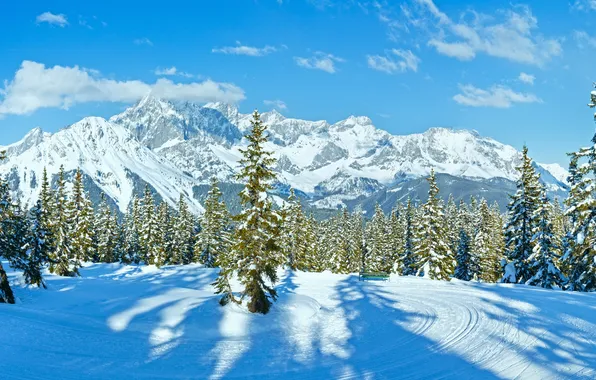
left=1, top=263, right=595, bottom=379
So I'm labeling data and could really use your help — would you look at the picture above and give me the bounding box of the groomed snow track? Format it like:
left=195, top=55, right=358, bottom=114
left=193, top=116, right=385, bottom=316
left=1, top=263, right=595, bottom=379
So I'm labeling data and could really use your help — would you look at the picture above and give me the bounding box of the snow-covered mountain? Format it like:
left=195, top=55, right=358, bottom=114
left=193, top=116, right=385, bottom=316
left=0, top=116, right=203, bottom=214
left=0, top=95, right=569, bottom=213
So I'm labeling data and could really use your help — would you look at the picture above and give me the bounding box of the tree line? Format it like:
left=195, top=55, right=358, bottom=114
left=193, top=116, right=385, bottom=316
left=1, top=90, right=596, bottom=314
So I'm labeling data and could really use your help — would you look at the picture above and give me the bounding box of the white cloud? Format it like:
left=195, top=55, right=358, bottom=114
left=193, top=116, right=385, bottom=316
left=572, top=0, right=596, bottom=11
left=428, top=40, right=475, bottom=60
left=294, top=52, right=344, bottom=73
left=155, top=67, right=178, bottom=76
left=212, top=41, right=280, bottom=56
left=0, top=61, right=245, bottom=116
left=134, top=38, right=153, bottom=46
left=518, top=72, right=535, bottom=85
left=573, top=30, right=596, bottom=48
left=263, top=99, right=287, bottom=110
left=453, top=84, right=542, bottom=108
left=36, top=12, right=68, bottom=27
left=367, top=49, right=420, bottom=74
left=406, top=1, right=562, bottom=66
left=153, top=67, right=194, bottom=78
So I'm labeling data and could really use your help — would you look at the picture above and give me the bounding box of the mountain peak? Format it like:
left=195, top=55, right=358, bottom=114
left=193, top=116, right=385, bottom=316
left=262, top=109, right=285, bottom=124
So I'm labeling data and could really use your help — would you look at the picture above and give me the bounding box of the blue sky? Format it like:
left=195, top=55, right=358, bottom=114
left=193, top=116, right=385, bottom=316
left=1, top=0, right=596, bottom=165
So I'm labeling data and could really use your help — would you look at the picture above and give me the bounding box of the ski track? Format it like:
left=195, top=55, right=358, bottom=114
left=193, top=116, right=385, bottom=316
left=1, top=263, right=596, bottom=379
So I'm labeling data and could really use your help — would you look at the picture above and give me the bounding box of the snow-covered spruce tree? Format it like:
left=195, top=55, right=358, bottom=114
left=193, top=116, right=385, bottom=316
left=299, top=213, right=319, bottom=271
left=560, top=90, right=596, bottom=290
left=454, top=229, right=472, bottom=281
left=68, top=169, right=95, bottom=263
left=0, top=171, right=19, bottom=303
left=414, top=170, right=454, bottom=280
left=122, top=196, right=142, bottom=264
left=312, top=217, right=331, bottom=272
left=50, top=165, right=78, bottom=276
left=95, top=194, right=118, bottom=263
left=0, top=260, right=14, bottom=303
left=502, top=146, right=542, bottom=284
left=171, top=194, right=195, bottom=265
left=154, top=201, right=172, bottom=267
left=490, top=202, right=506, bottom=273
left=331, top=209, right=362, bottom=274
left=39, top=167, right=57, bottom=252
left=388, top=204, right=405, bottom=273
left=280, top=188, right=310, bottom=270
left=475, top=199, right=500, bottom=282
left=225, top=110, right=283, bottom=314
left=364, top=203, right=390, bottom=272
left=140, top=185, right=160, bottom=265
left=550, top=198, right=567, bottom=242
left=561, top=156, right=585, bottom=290
left=445, top=194, right=459, bottom=254
left=21, top=200, right=50, bottom=288
left=401, top=198, right=416, bottom=275
left=195, top=177, right=231, bottom=267
left=456, top=200, right=470, bottom=236
left=526, top=191, right=565, bottom=288
left=349, top=211, right=365, bottom=272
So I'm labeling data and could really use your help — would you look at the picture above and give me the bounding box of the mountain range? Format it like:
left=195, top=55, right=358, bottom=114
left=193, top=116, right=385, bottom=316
left=0, top=95, right=570, bottom=216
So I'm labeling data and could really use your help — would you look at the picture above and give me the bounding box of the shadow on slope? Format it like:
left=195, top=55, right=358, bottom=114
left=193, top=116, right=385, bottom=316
left=475, top=283, right=596, bottom=379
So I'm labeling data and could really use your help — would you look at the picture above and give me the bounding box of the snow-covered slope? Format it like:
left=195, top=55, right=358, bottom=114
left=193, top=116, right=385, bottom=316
left=538, top=163, right=569, bottom=185
left=0, top=117, right=203, bottom=213
left=113, top=97, right=568, bottom=201
left=0, top=96, right=568, bottom=212
left=2, top=262, right=595, bottom=379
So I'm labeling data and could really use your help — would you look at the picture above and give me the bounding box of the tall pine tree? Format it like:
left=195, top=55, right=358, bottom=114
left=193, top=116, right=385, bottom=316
left=224, top=110, right=282, bottom=314
left=414, top=170, right=454, bottom=280
left=503, top=146, right=541, bottom=283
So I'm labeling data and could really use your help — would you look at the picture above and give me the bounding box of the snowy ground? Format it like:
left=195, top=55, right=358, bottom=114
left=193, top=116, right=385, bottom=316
left=2, top=263, right=596, bottom=379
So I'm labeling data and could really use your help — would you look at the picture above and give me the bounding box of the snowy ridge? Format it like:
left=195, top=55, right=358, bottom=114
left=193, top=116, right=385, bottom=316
left=1, top=96, right=568, bottom=211
left=0, top=116, right=203, bottom=214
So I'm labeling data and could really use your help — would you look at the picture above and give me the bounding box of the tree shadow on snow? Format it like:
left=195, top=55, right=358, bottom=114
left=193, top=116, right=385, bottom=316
left=473, top=283, right=596, bottom=379
left=204, top=273, right=502, bottom=379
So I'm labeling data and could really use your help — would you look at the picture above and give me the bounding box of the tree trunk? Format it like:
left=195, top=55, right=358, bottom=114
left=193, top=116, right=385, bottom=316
left=0, top=261, right=15, bottom=304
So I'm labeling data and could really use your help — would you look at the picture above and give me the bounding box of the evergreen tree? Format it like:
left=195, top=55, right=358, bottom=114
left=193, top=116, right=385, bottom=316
left=140, top=186, right=160, bottom=265
left=225, top=110, right=282, bottom=314
left=551, top=198, right=567, bottom=242
left=22, top=200, right=50, bottom=288
left=0, top=261, right=14, bottom=303
left=171, top=195, right=195, bottom=265
left=475, top=199, right=500, bottom=282
left=401, top=198, right=416, bottom=275
left=503, top=146, right=542, bottom=283
left=50, top=166, right=77, bottom=276
left=95, top=194, right=117, bottom=263
left=388, top=204, right=404, bottom=273
left=526, top=191, right=565, bottom=288
left=364, top=204, right=390, bottom=272
left=195, top=177, right=231, bottom=267
left=445, top=195, right=459, bottom=254
left=68, top=169, right=95, bottom=263
left=122, top=196, right=142, bottom=264
left=561, top=92, right=596, bottom=290
left=39, top=167, right=56, bottom=256
left=154, top=201, right=171, bottom=267
left=454, top=229, right=472, bottom=281
left=414, top=170, right=454, bottom=280
left=332, top=209, right=361, bottom=274
left=299, top=214, right=319, bottom=271
left=280, top=189, right=310, bottom=270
